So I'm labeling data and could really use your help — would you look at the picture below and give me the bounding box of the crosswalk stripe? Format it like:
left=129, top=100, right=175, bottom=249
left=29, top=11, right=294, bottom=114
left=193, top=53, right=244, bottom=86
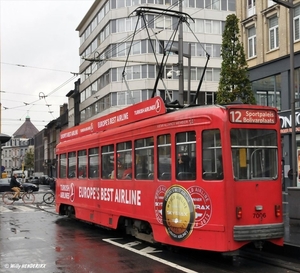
left=0, top=206, right=11, bottom=213
left=0, top=205, right=56, bottom=214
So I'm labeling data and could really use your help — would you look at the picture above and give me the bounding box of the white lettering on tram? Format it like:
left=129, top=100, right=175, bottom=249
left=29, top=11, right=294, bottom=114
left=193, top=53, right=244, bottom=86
left=134, top=104, right=156, bottom=115
left=98, top=118, right=110, bottom=128
left=60, top=129, right=78, bottom=139
left=79, top=187, right=100, bottom=200
left=101, top=187, right=114, bottom=201
left=117, top=112, right=129, bottom=122
left=73, top=186, right=141, bottom=206
left=114, top=189, right=141, bottom=206
left=115, top=189, right=141, bottom=206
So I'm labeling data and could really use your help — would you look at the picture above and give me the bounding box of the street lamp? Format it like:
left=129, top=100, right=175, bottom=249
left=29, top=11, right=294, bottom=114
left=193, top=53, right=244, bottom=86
left=273, top=0, right=297, bottom=187
left=167, top=70, right=181, bottom=78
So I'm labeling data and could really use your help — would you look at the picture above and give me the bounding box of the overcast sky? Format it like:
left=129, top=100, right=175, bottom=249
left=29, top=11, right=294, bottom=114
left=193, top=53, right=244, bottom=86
left=0, top=0, right=94, bottom=137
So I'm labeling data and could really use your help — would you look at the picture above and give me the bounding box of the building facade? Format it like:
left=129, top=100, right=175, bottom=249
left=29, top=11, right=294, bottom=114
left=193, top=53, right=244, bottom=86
left=236, top=0, right=300, bottom=188
left=2, top=117, right=38, bottom=176
left=75, top=0, right=236, bottom=124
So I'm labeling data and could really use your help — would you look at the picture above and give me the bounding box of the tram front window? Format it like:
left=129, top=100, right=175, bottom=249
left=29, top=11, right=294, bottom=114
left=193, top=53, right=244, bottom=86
left=231, top=129, right=278, bottom=180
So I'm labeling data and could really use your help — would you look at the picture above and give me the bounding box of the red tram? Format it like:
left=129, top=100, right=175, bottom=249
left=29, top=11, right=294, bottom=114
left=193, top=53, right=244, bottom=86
left=55, top=97, right=284, bottom=253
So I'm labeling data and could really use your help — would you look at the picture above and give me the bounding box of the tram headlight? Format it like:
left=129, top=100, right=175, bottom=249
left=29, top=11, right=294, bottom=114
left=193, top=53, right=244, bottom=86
left=236, top=206, right=242, bottom=219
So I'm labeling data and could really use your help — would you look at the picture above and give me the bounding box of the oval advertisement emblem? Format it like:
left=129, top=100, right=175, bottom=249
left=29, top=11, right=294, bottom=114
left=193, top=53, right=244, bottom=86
left=162, top=185, right=195, bottom=241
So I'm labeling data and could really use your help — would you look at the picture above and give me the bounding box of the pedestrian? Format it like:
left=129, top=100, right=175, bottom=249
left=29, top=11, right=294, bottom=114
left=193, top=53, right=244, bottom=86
left=10, top=173, right=22, bottom=200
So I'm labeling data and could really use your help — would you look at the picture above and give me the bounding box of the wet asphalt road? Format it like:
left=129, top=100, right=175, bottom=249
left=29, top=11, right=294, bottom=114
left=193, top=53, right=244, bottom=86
left=0, top=186, right=189, bottom=273
left=1, top=206, right=188, bottom=273
left=1, top=187, right=299, bottom=273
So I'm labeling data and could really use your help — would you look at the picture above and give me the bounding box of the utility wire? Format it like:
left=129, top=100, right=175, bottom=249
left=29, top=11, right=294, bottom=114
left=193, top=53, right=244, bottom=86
left=1, top=61, right=77, bottom=74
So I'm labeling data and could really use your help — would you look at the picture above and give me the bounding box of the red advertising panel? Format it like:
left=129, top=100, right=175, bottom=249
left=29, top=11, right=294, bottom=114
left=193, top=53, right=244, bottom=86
left=60, top=97, right=166, bottom=142
left=229, top=109, right=276, bottom=124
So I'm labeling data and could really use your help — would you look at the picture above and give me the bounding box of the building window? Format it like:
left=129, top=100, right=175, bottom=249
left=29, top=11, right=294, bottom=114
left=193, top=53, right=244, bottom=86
left=294, top=5, right=300, bottom=41
left=247, top=0, right=256, bottom=17
left=248, top=26, right=256, bottom=58
left=268, top=0, right=275, bottom=7
left=269, top=16, right=279, bottom=50
left=252, top=75, right=281, bottom=110
left=294, top=68, right=300, bottom=108
left=228, top=0, right=235, bottom=11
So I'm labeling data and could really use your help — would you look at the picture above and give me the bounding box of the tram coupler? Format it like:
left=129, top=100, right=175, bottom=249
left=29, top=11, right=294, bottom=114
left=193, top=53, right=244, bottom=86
left=253, top=240, right=264, bottom=251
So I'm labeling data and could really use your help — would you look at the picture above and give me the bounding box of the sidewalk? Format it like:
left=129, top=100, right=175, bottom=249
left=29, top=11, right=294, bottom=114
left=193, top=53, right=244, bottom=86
left=283, top=191, right=300, bottom=252
left=284, top=214, right=300, bottom=247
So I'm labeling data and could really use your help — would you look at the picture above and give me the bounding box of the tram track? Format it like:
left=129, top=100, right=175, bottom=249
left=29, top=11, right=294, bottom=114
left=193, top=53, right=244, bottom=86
left=158, top=243, right=300, bottom=273
left=30, top=200, right=300, bottom=273
left=238, top=248, right=300, bottom=273
left=36, top=203, right=57, bottom=215
left=21, top=207, right=300, bottom=273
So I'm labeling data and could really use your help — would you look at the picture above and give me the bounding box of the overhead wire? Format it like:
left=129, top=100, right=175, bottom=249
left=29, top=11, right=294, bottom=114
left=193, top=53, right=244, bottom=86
left=2, top=0, right=220, bottom=127
left=83, top=0, right=213, bottom=76
left=0, top=61, right=77, bottom=74
left=83, top=0, right=181, bottom=66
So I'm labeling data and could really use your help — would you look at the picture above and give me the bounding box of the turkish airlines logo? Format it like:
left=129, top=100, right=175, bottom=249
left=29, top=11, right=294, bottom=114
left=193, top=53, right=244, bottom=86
left=155, top=99, right=161, bottom=113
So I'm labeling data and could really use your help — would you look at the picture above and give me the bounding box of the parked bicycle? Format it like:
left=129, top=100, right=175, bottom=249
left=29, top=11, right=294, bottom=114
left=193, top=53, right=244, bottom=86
left=43, top=191, right=55, bottom=204
left=2, top=190, right=35, bottom=205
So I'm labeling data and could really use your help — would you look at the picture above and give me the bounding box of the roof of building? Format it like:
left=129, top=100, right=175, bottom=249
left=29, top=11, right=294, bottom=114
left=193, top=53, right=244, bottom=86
left=13, top=117, right=39, bottom=138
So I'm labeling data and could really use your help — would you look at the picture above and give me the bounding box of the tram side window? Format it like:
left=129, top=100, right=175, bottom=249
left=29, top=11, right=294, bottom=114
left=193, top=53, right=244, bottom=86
left=158, top=134, right=171, bottom=180
left=202, top=129, right=223, bottom=180
left=89, top=148, right=99, bottom=178
left=68, top=152, right=76, bottom=178
left=135, top=137, right=154, bottom=180
left=117, top=141, right=132, bottom=179
left=176, top=131, right=196, bottom=180
left=231, top=129, right=278, bottom=180
left=78, top=150, right=87, bottom=178
left=101, top=145, right=114, bottom=179
left=59, top=153, right=67, bottom=178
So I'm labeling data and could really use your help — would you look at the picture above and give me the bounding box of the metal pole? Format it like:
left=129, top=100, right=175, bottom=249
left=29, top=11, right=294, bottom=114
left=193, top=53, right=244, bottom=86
left=273, top=0, right=297, bottom=187
left=289, top=3, right=297, bottom=187
left=178, top=1, right=184, bottom=104
left=0, top=1, right=2, bottom=134
left=0, top=147, right=2, bottom=178
left=188, top=43, right=191, bottom=104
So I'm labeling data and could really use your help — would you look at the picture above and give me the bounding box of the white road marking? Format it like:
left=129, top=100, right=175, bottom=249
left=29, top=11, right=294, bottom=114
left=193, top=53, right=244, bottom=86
left=104, top=238, right=198, bottom=273
left=0, top=204, right=56, bottom=214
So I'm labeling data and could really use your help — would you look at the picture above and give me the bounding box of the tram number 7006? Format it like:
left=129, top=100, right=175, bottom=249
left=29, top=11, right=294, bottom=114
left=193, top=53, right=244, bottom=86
left=253, top=212, right=266, bottom=218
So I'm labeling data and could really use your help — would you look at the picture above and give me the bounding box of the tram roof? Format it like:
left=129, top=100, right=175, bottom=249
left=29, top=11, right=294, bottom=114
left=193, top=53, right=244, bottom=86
left=59, top=98, right=278, bottom=143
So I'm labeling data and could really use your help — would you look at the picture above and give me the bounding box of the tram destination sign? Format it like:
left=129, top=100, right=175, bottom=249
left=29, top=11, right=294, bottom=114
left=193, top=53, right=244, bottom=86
left=229, top=109, right=276, bottom=124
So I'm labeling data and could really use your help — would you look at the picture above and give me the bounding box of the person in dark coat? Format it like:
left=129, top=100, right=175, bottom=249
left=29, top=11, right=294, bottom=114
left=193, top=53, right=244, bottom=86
left=49, top=178, right=56, bottom=193
left=10, top=173, right=21, bottom=200
left=177, top=155, right=190, bottom=173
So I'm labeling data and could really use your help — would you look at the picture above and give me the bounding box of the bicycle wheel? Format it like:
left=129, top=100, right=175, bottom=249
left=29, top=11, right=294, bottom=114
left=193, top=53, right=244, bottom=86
left=2, top=192, right=15, bottom=205
left=22, top=192, right=35, bottom=204
left=43, top=192, right=55, bottom=204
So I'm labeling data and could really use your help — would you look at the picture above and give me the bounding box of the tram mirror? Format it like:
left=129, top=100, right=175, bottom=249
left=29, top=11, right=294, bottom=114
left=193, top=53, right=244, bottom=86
left=239, top=148, right=246, bottom=167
